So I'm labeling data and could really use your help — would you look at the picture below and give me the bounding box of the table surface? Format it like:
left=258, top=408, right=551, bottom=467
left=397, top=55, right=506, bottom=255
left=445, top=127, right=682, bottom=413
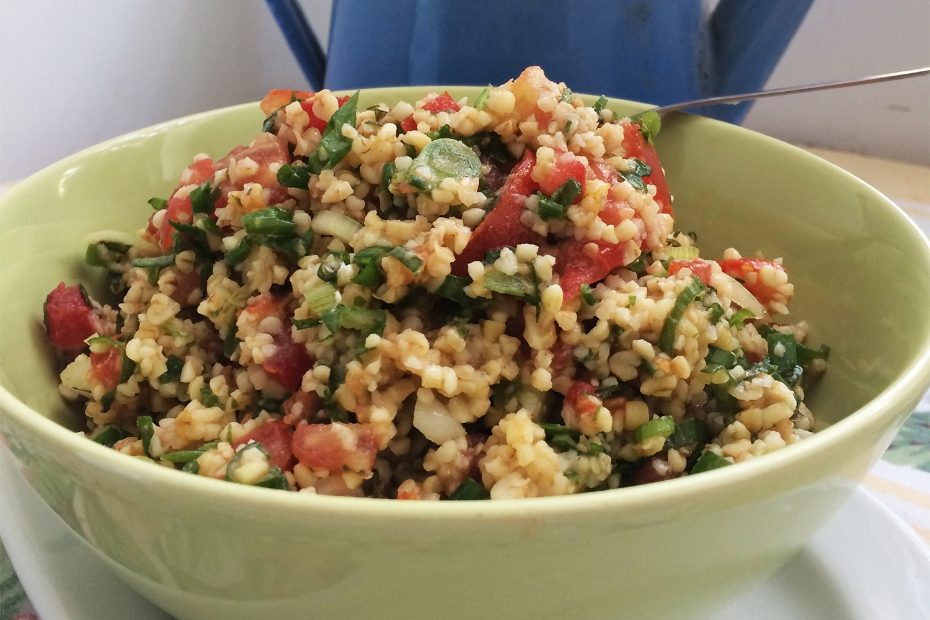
left=1, top=148, right=929, bottom=620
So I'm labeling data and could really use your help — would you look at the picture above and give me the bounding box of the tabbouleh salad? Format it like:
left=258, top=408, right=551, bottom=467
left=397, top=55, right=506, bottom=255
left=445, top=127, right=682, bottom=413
left=42, top=67, right=827, bottom=500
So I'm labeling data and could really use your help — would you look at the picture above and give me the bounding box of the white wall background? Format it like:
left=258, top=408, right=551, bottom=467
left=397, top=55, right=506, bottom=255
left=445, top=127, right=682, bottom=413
left=0, top=0, right=927, bottom=184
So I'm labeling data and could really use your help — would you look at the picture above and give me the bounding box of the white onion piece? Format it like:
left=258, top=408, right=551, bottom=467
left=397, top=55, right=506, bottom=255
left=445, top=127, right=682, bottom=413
left=413, top=388, right=465, bottom=445
left=311, top=211, right=362, bottom=243
left=711, top=272, right=767, bottom=319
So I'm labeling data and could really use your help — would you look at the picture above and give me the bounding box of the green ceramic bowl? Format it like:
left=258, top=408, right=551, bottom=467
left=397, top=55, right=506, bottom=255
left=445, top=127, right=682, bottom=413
left=2, top=87, right=929, bottom=620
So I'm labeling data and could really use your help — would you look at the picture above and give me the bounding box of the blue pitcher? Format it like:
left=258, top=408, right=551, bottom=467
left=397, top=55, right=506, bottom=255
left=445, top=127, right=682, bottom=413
left=267, top=0, right=813, bottom=123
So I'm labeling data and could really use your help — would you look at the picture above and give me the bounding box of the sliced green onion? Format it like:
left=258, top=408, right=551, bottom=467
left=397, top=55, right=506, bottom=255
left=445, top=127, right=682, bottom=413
left=659, top=277, right=706, bottom=354
left=473, top=84, right=492, bottom=110
left=132, top=254, right=176, bottom=269
left=706, top=302, right=725, bottom=324
left=448, top=478, right=490, bottom=500
left=691, top=451, right=732, bottom=474
left=339, top=306, right=386, bottom=335
left=593, top=95, right=609, bottom=115
left=483, top=271, right=527, bottom=298
left=388, top=246, right=423, bottom=273
left=703, top=346, right=738, bottom=373
left=633, top=416, right=676, bottom=442
left=242, top=206, right=296, bottom=236
left=402, top=138, right=481, bottom=191
left=666, top=245, right=699, bottom=261
left=580, top=284, right=596, bottom=306
left=540, top=422, right=582, bottom=453
left=200, top=385, right=220, bottom=408
left=311, top=211, right=362, bottom=243
left=306, top=283, right=338, bottom=315
left=161, top=449, right=205, bottom=463
left=292, top=317, right=321, bottom=330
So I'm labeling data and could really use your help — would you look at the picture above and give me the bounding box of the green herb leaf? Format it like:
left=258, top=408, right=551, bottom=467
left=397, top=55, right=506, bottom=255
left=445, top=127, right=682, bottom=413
left=224, top=236, right=253, bottom=267
left=137, top=415, right=155, bottom=457
left=484, top=271, right=527, bottom=298
left=593, top=95, right=609, bottom=115
left=580, top=284, right=596, bottom=306
left=277, top=163, right=311, bottom=189
left=305, top=90, right=360, bottom=174
left=691, top=451, right=732, bottom=474
left=148, top=197, right=167, bottom=211
left=292, top=317, right=321, bottom=330
left=380, top=161, right=396, bottom=195
left=189, top=182, right=219, bottom=215
left=158, top=356, right=184, bottom=384
left=633, top=110, right=662, bottom=143
left=200, top=385, right=220, bottom=408
left=436, top=275, right=473, bottom=307
left=91, top=425, right=132, bottom=447
left=728, top=308, right=755, bottom=328
left=537, top=195, right=567, bottom=220
left=633, top=416, right=676, bottom=442
left=448, top=478, right=490, bottom=500
left=667, top=418, right=708, bottom=451
left=552, top=178, right=582, bottom=205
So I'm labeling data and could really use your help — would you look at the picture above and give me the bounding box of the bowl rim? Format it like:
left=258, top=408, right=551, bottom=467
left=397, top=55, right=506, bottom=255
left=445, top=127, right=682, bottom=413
left=2, top=87, right=930, bottom=521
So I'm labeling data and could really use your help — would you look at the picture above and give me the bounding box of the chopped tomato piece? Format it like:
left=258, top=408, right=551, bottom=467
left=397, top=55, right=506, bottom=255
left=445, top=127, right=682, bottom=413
left=550, top=340, right=574, bottom=372
left=260, top=89, right=313, bottom=116
left=451, top=150, right=541, bottom=275
left=244, top=293, right=285, bottom=320
left=621, top=121, right=672, bottom=215
left=719, top=258, right=786, bottom=304
left=291, top=423, right=379, bottom=473
left=234, top=420, right=295, bottom=470
left=668, top=259, right=715, bottom=285
left=283, top=390, right=321, bottom=422
left=89, top=347, right=122, bottom=391
left=588, top=160, right=630, bottom=225
left=422, top=91, right=460, bottom=113
left=534, top=109, right=552, bottom=128
left=538, top=151, right=586, bottom=200
left=264, top=339, right=313, bottom=392
left=168, top=269, right=202, bottom=306
left=299, top=94, right=351, bottom=132
left=158, top=195, right=192, bottom=251
left=566, top=381, right=599, bottom=415
left=399, top=115, right=417, bottom=133
left=222, top=134, right=290, bottom=190
left=43, top=283, right=100, bottom=351
left=182, top=157, right=215, bottom=186
left=557, top=239, right=636, bottom=301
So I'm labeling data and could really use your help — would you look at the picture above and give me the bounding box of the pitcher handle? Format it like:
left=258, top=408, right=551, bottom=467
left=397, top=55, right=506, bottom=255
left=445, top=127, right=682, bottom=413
left=711, top=0, right=814, bottom=97
left=266, top=0, right=327, bottom=90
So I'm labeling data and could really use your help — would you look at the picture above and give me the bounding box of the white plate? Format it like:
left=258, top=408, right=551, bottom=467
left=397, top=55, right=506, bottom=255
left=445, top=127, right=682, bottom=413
left=1, top=445, right=929, bottom=620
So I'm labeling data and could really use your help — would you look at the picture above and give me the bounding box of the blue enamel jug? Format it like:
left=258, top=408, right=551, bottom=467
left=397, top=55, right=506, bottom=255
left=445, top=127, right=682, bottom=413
left=267, top=0, right=813, bottom=123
